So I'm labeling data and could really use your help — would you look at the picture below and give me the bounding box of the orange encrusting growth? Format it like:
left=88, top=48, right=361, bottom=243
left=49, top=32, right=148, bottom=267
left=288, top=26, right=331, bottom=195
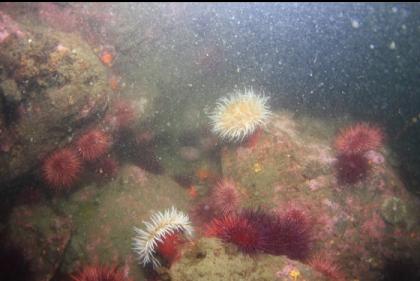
left=100, top=51, right=114, bottom=67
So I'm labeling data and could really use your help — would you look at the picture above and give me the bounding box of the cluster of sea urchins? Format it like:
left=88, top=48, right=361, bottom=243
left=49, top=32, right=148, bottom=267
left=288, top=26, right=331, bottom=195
left=41, top=128, right=112, bottom=192
left=41, top=98, right=139, bottom=192
left=205, top=208, right=312, bottom=260
left=333, top=122, right=384, bottom=185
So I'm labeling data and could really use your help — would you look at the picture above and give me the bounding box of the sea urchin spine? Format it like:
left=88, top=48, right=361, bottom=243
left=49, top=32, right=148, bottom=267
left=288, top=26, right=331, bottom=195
left=334, top=122, right=384, bottom=155
left=76, top=129, right=111, bottom=161
left=42, top=148, right=81, bottom=190
left=205, top=208, right=312, bottom=260
left=71, top=264, right=131, bottom=281
left=209, top=179, right=242, bottom=216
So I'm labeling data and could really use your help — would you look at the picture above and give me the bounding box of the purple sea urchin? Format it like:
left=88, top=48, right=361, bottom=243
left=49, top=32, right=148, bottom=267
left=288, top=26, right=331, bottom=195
left=205, top=208, right=312, bottom=260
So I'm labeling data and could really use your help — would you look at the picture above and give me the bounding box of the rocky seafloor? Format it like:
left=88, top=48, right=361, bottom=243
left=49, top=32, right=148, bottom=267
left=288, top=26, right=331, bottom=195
left=3, top=111, right=420, bottom=281
left=0, top=4, right=420, bottom=281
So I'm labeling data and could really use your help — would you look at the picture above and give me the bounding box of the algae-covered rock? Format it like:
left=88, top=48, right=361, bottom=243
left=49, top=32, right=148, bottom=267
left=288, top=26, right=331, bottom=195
left=55, top=164, right=191, bottom=280
left=169, top=237, right=327, bottom=281
left=0, top=18, right=110, bottom=186
left=6, top=204, right=73, bottom=281
left=220, top=112, right=420, bottom=281
left=221, top=111, right=335, bottom=209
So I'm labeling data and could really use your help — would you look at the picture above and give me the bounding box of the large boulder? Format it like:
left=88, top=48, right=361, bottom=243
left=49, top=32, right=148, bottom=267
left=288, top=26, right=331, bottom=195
left=0, top=16, right=110, bottom=186
left=6, top=202, right=73, bottom=281
left=220, top=111, right=420, bottom=281
left=55, top=164, right=191, bottom=280
left=4, top=164, right=192, bottom=281
left=169, top=237, right=327, bottom=281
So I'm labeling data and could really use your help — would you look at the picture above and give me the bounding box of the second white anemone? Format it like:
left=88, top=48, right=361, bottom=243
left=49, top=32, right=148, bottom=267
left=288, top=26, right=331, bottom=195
left=132, top=207, right=193, bottom=268
left=209, top=88, right=271, bottom=142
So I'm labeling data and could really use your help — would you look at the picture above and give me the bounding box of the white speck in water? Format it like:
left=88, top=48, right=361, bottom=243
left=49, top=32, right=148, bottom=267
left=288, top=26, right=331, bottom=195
left=351, top=19, right=360, bottom=29
left=369, top=44, right=375, bottom=49
left=389, top=41, right=396, bottom=50
left=392, top=7, right=398, bottom=13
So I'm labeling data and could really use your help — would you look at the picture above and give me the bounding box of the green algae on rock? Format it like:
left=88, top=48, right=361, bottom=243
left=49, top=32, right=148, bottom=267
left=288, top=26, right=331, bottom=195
left=55, top=164, right=191, bottom=280
left=169, top=237, right=327, bottom=281
left=0, top=22, right=110, bottom=186
left=6, top=204, right=73, bottom=281
left=220, top=112, right=420, bottom=281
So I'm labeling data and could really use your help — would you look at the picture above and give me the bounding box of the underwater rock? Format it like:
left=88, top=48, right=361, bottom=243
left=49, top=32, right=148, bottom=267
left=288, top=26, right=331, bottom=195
left=6, top=204, right=73, bottom=281
left=178, top=146, right=201, bottom=161
left=168, top=237, right=327, bottom=281
left=0, top=79, right=20, bottom=103
left=0, top=20, right=110, bottom=186
left=0, top=11, right=25, bottom=43
left=220, top=111, right=420, bottom=281
left=55, top=164, right=191, bottom=280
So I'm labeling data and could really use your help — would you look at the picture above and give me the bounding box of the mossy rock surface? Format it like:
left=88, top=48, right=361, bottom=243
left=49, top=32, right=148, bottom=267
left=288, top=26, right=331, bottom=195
left=169, top=237, right=327, bottom=281
left=55, top=164, right=191, bottom=280
left=220, top=111, right=420, bottom=280
left=7, top=203, right=73, bottom=281
left=0, top=22, right=110, bottom=185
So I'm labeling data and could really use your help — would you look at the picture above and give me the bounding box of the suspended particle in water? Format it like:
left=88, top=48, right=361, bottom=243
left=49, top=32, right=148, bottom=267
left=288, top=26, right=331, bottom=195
left=351, top=19, right=360, bottom=29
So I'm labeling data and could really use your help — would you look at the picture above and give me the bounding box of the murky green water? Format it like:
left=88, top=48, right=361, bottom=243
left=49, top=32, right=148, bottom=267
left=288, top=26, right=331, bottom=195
left=0, top=3, right=419, bottom=281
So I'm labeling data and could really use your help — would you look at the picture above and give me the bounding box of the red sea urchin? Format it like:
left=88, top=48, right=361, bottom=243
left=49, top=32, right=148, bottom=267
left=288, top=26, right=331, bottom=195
left=71, top=265, right=131, bottom=281
left=209, top=179, right=242, bottom=216
left=42, top=148, right=81, bottom=190
left=205, top=209, right=312, bottom=260
left=308, top=255, right=346, bottom=281
left=76, top=129, right=111, bottom=161
left=334, top=122, right=384, bottom=155
left=205, top=212, right=263, bottom=255
left=271, top=208, right=312, bottom=260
